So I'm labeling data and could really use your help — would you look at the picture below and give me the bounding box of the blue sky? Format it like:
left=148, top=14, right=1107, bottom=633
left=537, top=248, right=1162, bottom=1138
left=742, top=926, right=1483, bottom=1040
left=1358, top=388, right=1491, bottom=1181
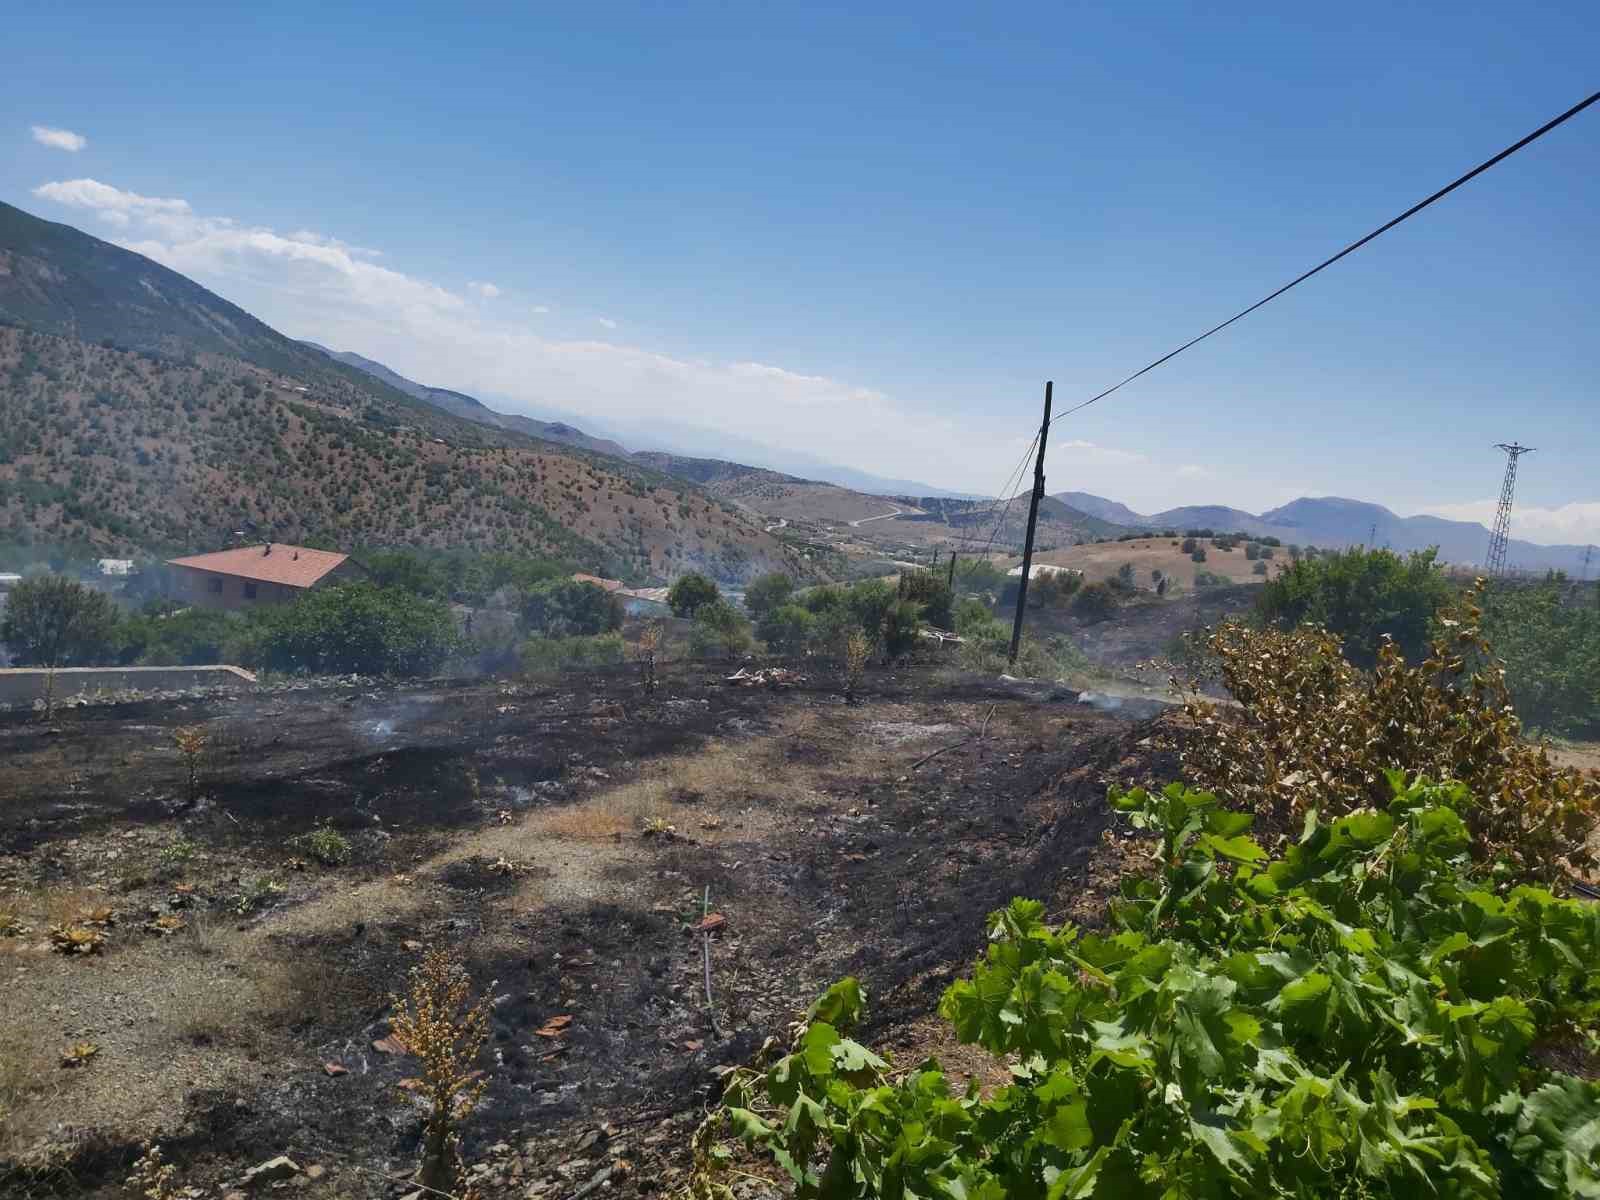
left=5, top=2, right=1598, bottom=542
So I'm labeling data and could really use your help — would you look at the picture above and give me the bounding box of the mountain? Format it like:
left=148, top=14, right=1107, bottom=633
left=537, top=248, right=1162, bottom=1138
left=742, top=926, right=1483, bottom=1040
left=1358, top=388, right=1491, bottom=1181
left=1050, top=485, right=1589, bottom=574
left=0, top=201, right=811, bottom=582
left=301, top=343, right=629, bottom=459
left=1053, top=491, right=1149, bottom=527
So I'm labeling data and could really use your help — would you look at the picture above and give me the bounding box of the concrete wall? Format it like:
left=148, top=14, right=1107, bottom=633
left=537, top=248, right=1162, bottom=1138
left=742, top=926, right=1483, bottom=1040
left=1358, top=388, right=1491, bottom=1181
left=0, top=665, right=257, bottom=708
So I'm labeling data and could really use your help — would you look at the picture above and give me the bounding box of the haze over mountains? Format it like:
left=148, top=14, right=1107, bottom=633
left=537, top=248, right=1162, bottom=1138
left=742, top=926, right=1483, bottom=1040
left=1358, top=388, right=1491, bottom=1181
left=1055, top=491, right=1591, bottom=574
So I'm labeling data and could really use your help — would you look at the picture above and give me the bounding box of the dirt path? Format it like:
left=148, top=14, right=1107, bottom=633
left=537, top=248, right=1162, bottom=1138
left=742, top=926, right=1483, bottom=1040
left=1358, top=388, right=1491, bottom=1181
left=848, top=505, right=903, bottom=527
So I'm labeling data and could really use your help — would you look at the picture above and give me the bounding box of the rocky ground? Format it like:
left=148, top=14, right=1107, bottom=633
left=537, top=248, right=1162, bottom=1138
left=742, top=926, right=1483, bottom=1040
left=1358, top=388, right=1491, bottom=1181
left=0, top=660, right=1175, bottom=1199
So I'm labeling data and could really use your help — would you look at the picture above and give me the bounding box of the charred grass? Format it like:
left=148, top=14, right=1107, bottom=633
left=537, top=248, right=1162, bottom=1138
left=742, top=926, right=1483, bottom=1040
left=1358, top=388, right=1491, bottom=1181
left=0, top=665, right=1164, bottom=1196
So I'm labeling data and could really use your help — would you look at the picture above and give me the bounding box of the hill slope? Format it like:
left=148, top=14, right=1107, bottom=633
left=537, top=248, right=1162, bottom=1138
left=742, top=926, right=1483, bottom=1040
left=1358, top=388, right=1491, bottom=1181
left=302, top=342, right=630, bottom=460
left=0, top=326, right=806, bottom=583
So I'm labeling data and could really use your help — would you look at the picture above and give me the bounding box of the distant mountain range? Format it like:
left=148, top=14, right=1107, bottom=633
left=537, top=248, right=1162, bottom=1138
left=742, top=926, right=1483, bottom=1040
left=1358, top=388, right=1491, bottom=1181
left=299, top=343, right=630, bottom=459
left=1054, top=491, right=1589, bottom=574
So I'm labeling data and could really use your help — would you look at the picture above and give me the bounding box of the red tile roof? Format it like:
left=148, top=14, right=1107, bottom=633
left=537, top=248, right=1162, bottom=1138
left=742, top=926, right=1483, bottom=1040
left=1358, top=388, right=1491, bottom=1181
left=168, top=544, right=350, bottom=589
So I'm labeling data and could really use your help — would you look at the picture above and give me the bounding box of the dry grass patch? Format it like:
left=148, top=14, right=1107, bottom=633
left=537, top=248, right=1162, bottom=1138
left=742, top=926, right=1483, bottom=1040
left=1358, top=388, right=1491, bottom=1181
left=540, top=779, right=675, bottom=840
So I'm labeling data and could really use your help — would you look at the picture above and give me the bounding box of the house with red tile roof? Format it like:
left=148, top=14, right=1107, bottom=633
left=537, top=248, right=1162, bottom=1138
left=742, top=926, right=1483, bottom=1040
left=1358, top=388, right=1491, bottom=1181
left=167, top=543, right=366, bottom=611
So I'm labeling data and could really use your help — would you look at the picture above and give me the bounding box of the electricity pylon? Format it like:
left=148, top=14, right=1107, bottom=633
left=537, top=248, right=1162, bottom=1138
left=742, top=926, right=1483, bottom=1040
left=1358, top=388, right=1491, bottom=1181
left=1485, top=443, right=1534, bottom=577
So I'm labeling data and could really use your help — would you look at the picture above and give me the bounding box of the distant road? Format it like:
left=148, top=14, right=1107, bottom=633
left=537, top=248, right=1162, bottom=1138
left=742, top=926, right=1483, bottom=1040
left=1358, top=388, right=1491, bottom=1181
left=849, top=506, right=903, bottom=528
left=764, top=518, right=788, bottom=532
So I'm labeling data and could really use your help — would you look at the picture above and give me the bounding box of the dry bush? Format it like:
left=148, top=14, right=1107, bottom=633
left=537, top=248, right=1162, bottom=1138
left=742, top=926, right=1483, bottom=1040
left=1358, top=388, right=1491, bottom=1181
left=172, top=725, right=209, bottom=804
left=637, top=620, right=663, bottom=694
left=125, top=1142, right=179, bottom=1200
left=1177, top=584, right=1600, bottom=883
left=842, top=630, right=870, bottom=704
left=389, top=946, right=492, bottom=1198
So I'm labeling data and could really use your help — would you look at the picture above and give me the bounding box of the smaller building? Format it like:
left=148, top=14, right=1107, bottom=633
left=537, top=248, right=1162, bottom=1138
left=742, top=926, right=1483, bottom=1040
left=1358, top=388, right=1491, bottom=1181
left=570, top=573, right=671, bottom=616
left=167, top=543, right=362, bottom=611
left=1006, top=563, right=1083, bottom=580
left=97, top=559, right=135, bottom=577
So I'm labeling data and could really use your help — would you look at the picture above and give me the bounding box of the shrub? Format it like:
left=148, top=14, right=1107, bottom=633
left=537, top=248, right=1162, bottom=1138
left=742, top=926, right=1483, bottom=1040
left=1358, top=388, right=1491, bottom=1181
left=245, top=583, right=460, bottom=676
left=1244, top=542, right=1261, bottom=560
left=951, top=558, right=1006, bottom=597
left=1190, top=547, right=1207, bottom=563
left=1071, top=582, right=1116, bottom=623
left=756, top=603, right=816, bottom=655
left=881, top=597, right=923, bottom=661
left=699, top=779, right=1600, bottom=1200
left=519, top=632, right=625, bottom=674
left=1251, top=560, right=1268, bottom=576
left=1195, top=569, right=1229, bottom=588
left=1180, top=537, right=1198, bottom=554
left=846, top=580, right=897, bottom=656
left=896, top=570, right=953, bottom=630
left=688, top=599, right=752, bottom=659
left=953, top=596, right=995, bottom=638
left=1256, top=547, right=1455, bottom=667
left=0, top=574, right=121, bottom=666
left=742, top=572, right=794, bottom=620
left=519, top=578, right=622, bottom=637
left=667, top=572, right=720, bottom=618
left=297, top=824, right=352, bottom=866
left=1176, top=588, right=1599, bottom=881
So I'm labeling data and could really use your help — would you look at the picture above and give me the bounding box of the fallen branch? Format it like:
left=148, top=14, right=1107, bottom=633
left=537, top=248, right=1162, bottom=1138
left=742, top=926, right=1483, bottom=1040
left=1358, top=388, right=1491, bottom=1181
left=912, top=704, right=996, bottom=772
left=701, top=885, right=726, bottom=1039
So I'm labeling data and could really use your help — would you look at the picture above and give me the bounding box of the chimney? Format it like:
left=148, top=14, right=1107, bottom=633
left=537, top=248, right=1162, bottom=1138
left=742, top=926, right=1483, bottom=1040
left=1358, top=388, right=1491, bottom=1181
left=293, top=550, right=300, bottom=560
left=263, top=543, right=272, bottom=556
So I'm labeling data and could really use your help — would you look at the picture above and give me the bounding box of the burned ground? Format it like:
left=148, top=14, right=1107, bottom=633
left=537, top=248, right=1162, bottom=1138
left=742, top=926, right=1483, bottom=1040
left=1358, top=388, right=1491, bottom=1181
left=0, top=664, right=1171, bottom=1198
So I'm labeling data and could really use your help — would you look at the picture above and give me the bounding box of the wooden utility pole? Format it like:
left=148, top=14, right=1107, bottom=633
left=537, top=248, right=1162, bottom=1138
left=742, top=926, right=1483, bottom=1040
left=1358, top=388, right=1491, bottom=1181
left=946, top=549, right=957, bottom=589
left=1008, top=381, right=1053, bottom=664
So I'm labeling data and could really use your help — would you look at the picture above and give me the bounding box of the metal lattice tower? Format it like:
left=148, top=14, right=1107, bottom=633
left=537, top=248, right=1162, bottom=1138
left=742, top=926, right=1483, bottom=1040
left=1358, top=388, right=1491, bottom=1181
left=1485, top=443, right=1535, bottom=577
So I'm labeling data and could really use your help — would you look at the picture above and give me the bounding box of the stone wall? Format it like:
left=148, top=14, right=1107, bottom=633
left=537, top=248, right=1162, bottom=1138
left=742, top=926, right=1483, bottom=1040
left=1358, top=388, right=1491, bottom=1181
left=0, top=665, right=257, bottom=708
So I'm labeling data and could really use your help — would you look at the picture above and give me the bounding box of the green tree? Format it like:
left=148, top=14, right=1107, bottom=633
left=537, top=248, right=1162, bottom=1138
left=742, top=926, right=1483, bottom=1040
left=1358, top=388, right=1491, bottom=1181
left=667, top=572, right=720, bottom=618
left=0, top=575, right=121, bottom=666
left=243, top=583, right=459, bottom=676
left=688, top=598, right=752, bottom=658
left=1070, top=581, right=1116, bottom=623
left=756, top=603, right=815, bottom=654
left=1480, top=574, right=1600, bottom=736
left=519, top=579, right=623, bottom=637
left=743, top=572, right=795, bottom=620
left=362, top=550, right=451, bottom=598
left=1256, top=546, right=1454, bottom=667
left=896, top=570, right=953, bottom=629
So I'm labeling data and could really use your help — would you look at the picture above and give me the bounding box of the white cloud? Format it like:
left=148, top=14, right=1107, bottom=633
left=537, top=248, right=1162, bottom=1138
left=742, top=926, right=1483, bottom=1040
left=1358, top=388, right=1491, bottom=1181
left=31, top=125, right=87, bottom=152
left=469, top=281, right=501, bottom=299
left=531, top=305, right=550, bottom=315
left=1176, top=463, right=1216, bottom=479
left=23, top=174, right=1108, bottom=490
left=35, top=177, right=188, bottom=215
left=1422, top=500, right=1600, bottom=546
left=1053, top=439, right=1146, bottom=466
left=34, top=178, right=466, bottom=326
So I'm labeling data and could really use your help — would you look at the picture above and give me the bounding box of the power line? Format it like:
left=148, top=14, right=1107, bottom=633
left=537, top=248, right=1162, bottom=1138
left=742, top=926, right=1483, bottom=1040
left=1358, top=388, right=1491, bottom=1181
left=1047, top=89, right=1599, bottom=428
left=973, top=431, right=1041, bottom=559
